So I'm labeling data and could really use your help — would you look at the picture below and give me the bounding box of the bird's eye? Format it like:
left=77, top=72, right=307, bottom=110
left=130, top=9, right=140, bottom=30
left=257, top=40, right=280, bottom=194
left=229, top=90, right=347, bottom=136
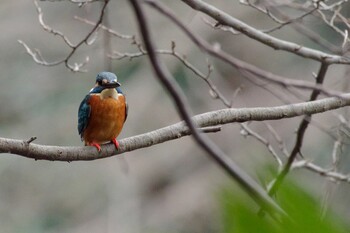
left=97, top=80, right=103, bottom=85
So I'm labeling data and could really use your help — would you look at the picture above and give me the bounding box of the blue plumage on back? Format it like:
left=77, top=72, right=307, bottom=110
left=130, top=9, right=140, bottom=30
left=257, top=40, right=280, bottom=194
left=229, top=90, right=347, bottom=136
left=78, top=95, right=91, bottom=139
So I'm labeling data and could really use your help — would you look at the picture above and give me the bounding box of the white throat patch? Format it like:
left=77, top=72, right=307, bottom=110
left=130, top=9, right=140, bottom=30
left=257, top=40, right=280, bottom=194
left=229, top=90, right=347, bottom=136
left=100, top=88, right=118, bottom=100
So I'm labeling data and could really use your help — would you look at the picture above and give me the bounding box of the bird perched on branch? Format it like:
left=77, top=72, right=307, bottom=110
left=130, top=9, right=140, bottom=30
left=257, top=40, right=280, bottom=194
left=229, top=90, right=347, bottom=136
left=78, top=72, right=127, bottom=151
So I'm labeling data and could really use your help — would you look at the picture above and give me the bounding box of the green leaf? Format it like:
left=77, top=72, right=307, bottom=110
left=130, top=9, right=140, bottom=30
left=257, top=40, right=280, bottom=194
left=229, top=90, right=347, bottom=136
left=218, top=180, right=349, bottom=233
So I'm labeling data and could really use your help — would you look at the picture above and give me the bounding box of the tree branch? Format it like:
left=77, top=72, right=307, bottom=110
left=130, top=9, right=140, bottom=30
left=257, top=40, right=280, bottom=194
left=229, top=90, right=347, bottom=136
left=267, top=63, right=329, bottom=196
left=1, top=94, right=349, bottom=160
left=144, top=0, right=344, bottom=98
left=256, top=63, right=330, bottom=216
left=180, top=0, right=350, bottom=64
left=19, top=0, right=110, bottom=72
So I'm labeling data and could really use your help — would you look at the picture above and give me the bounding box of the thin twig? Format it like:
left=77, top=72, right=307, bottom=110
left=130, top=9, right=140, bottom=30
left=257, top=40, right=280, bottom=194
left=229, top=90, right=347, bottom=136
left=292, top=160, right=350, bottom=182
left=74, top=16, right=133, bottom=39
left=26, top=137, right=37, bottom=144
left=266, top=2, right=342, bottom=54
left=110, top=45, right=230, bottom=107
left=180, top=0, right=350, bottom=64
left=267, top=63, right=329, bottom=196
left=263, top=122, right=289, bottom=158
left=240, top=123, right=283, bottom=167
left=19, top=0, right=110, bottom=71
left=145, top=0, right=345, bottom=98
left=242, top=0, right=319, bottom=34
left=75, top=16, right=231, bottom=106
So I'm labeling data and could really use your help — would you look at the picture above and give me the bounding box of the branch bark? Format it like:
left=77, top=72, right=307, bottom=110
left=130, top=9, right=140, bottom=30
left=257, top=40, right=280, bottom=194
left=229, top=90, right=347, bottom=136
left=1, top=94, right=349, bottom=161
left=180, top=0, right=350, bottom=64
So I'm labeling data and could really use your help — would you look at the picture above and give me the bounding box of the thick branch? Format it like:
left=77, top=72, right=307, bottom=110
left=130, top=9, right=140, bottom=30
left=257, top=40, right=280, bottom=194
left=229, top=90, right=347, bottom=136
left=1, top=94, right=349, bottom=161
left=180, top=0, right=350, bottom=64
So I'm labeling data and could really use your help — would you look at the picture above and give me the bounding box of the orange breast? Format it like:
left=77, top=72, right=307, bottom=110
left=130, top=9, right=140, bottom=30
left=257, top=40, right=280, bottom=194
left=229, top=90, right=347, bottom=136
left=83, top=94, right=126, bottom=145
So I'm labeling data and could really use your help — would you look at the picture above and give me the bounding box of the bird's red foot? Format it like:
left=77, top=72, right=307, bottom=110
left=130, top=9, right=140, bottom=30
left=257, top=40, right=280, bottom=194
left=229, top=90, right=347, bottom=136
left=112, top=138, right=119, bottom=149
left=89, top=142, right=102, bottom=152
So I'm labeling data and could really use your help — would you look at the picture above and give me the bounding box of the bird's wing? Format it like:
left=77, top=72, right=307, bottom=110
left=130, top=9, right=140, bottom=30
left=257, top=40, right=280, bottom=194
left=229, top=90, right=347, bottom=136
left=116, top=87, right=128, bottom=122
left=124, top=100, right=128, bottom=122
left=78, top=95, right=91, bottom=140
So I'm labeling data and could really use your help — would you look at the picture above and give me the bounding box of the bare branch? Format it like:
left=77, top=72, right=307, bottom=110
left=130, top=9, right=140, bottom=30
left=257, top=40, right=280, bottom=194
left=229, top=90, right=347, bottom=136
left=36, top=1, right=74, bottom=47
left=74, top=16, right=133, bottom=39
left=240, top=123, right=283, bottom=167
left=180, top=0, right=350, bottom=64
left=1, top=94, right=350, bottom=177
left=76, top=17, right=232, bottom=106
left=18, top=40, right=64, bottom=66
left=292, top=160, right=350, bottom=183
left=19, top=0, right=110, bottom=72
left=263, top=122, right=289, bottom=158
left=267, top=63, right=329, bottom=197
left=266, top=3, right=342, bottom=54
left=242, top=0, right=319, bottom=34
left=40, top=0, right=103, bottom=5
left=144, top=0, right=345, bottom=98
left=110, top=43, right=230, bottom=107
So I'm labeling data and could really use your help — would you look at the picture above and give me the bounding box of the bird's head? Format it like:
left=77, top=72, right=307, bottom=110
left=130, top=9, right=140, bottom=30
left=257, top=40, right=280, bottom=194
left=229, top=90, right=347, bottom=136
left=90, top=71, right=121, bottom=94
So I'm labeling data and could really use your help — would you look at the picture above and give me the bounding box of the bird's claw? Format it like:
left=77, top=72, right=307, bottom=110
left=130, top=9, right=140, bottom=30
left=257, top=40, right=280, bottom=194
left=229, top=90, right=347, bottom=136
left=112, top=138, right=119, bottom=149
left=89, top=142, right=102, bottom=152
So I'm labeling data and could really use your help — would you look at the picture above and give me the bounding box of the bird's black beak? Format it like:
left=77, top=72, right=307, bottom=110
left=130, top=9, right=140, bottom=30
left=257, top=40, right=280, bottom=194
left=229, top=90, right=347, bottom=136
left=101, top=81, right=121, bottom=88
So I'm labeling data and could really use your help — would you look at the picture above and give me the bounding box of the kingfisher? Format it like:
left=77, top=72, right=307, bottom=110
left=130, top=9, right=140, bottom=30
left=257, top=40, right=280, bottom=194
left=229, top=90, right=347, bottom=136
left=78, top=72, right=127, bottom=151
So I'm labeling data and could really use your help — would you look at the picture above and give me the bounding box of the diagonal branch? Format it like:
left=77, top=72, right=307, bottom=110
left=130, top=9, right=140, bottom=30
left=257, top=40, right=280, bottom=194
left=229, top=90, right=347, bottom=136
left=266, top=3, right=342, bottom=54
left=129, top=0, right=287, bottom=219
left=241, top=0, right=319, bottom=34
left=180, top=0, right=350, bottom=64
left=267, top=63, right=329, bottom=196
left=144, top=0, right=344, bottom=98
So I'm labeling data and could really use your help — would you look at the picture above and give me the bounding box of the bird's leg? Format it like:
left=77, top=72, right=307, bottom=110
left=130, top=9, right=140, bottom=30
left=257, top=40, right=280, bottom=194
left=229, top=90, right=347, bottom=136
left=111, top=138, right=119, bottom=149
left=88, top=142, right=102, bottom=152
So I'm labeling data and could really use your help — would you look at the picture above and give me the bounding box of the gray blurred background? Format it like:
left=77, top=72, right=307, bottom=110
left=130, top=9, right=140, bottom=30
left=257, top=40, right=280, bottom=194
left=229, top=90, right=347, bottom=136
left=1, top=0, right=350, bottom=232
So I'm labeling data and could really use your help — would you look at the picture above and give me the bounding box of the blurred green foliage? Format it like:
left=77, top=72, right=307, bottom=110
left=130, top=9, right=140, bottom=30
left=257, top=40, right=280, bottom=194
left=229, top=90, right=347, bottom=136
left=219, top=180, right=349, bottom=233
